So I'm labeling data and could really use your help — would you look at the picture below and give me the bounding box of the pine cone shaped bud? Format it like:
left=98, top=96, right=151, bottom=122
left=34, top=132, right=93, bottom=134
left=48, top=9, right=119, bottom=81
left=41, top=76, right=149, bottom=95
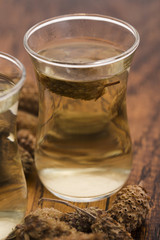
left=7, top=208, right=76, bottom=240
left=91, top=215, right=133, bottom=240
left=61, top=207, right=105, bottom=233
left=17, top=129, right=36, bottom=157
left=107, top=185, right=150, bottom=233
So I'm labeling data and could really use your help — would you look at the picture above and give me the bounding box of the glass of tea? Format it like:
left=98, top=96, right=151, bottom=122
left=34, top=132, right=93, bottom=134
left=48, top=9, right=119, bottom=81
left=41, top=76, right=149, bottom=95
left=24, top=14, right=139, bottom=202
left=0, top=52, right=27, bottom=239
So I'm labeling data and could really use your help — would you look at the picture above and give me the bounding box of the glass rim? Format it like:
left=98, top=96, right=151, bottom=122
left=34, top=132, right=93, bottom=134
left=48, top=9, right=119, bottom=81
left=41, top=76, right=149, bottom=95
left=0, top=52, right=26, bottom=100
left=24, top=13, right=140, bottom=68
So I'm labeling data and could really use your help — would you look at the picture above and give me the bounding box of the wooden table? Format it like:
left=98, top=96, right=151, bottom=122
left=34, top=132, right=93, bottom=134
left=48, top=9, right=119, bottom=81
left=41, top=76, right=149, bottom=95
left=0, top=0, right=159, bottom=239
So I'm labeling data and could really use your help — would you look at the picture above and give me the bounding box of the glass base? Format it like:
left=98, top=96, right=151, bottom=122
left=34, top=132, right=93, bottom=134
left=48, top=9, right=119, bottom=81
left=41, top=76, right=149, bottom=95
left=38, top=167, right=130, bottom=202
left=41, top=181, right=125, bottom=203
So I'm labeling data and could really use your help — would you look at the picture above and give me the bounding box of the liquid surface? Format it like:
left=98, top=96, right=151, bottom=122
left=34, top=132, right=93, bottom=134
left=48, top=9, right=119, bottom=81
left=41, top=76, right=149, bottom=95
left=39, top=38, right=122, bottom=64
left=35, top=38, right=132, bottom=201
left=0, top=75, right=27, bottom=239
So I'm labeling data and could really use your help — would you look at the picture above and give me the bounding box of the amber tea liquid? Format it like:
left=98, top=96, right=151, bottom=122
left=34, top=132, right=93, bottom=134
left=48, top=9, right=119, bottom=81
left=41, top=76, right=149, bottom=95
left=35, top=39, right=132, bottom=201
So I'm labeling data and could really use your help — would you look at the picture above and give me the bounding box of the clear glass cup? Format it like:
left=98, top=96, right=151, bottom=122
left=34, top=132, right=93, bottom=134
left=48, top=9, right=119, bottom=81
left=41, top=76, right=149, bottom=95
left=24, top=14, right=140, bottom=202
left=0, top=52, right=27, bottom=238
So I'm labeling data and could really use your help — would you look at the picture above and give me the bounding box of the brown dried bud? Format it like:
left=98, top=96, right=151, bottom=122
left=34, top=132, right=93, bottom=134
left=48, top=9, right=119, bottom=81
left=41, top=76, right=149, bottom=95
left=17, top=110, right=38, bottom=135
left=33, top=207, right=64, bottom=220
left=19, top=82, right=39, bottom=116
left=7, top=208, right=76, bottom=240
left=91, top=215, right=133, bottom=240
left=17, top=129, right=36, bottom=157
left=7, top=184, right=150, bottom=240
left=106, top=185, right=150, bottom=233
left=61, top=207, right=105, bottom=233
left=19, top=145, right=34, bottom=174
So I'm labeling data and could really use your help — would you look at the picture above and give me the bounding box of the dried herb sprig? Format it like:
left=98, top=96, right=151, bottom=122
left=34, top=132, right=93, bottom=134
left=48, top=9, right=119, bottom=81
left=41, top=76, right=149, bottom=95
left=39, top=184, right=150, bottom=237
left=38, top=72, right=120, bottom=100
left=39, top=198, right=133, bottom=239
left=39, top=198, right=96, bottom=220
left=6, top=185, right=150, bottom=239
left=39, top=199, right=104, bottom=233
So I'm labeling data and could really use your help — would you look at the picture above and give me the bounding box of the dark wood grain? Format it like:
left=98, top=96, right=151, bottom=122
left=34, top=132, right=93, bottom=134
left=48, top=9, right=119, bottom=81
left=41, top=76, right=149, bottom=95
left=0, top=0, right=160, bottom=239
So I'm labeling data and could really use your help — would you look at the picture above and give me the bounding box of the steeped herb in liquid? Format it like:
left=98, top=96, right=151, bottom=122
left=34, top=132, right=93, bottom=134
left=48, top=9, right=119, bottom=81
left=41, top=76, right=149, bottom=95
left=35, top=38, right=132, bottom=201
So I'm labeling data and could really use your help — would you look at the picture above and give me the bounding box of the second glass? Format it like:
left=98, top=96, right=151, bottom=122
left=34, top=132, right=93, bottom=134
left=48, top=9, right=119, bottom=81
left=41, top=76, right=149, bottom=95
left=24, top=14, right=139, bottom=202
left=0, top=52, right=27, bottom=239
